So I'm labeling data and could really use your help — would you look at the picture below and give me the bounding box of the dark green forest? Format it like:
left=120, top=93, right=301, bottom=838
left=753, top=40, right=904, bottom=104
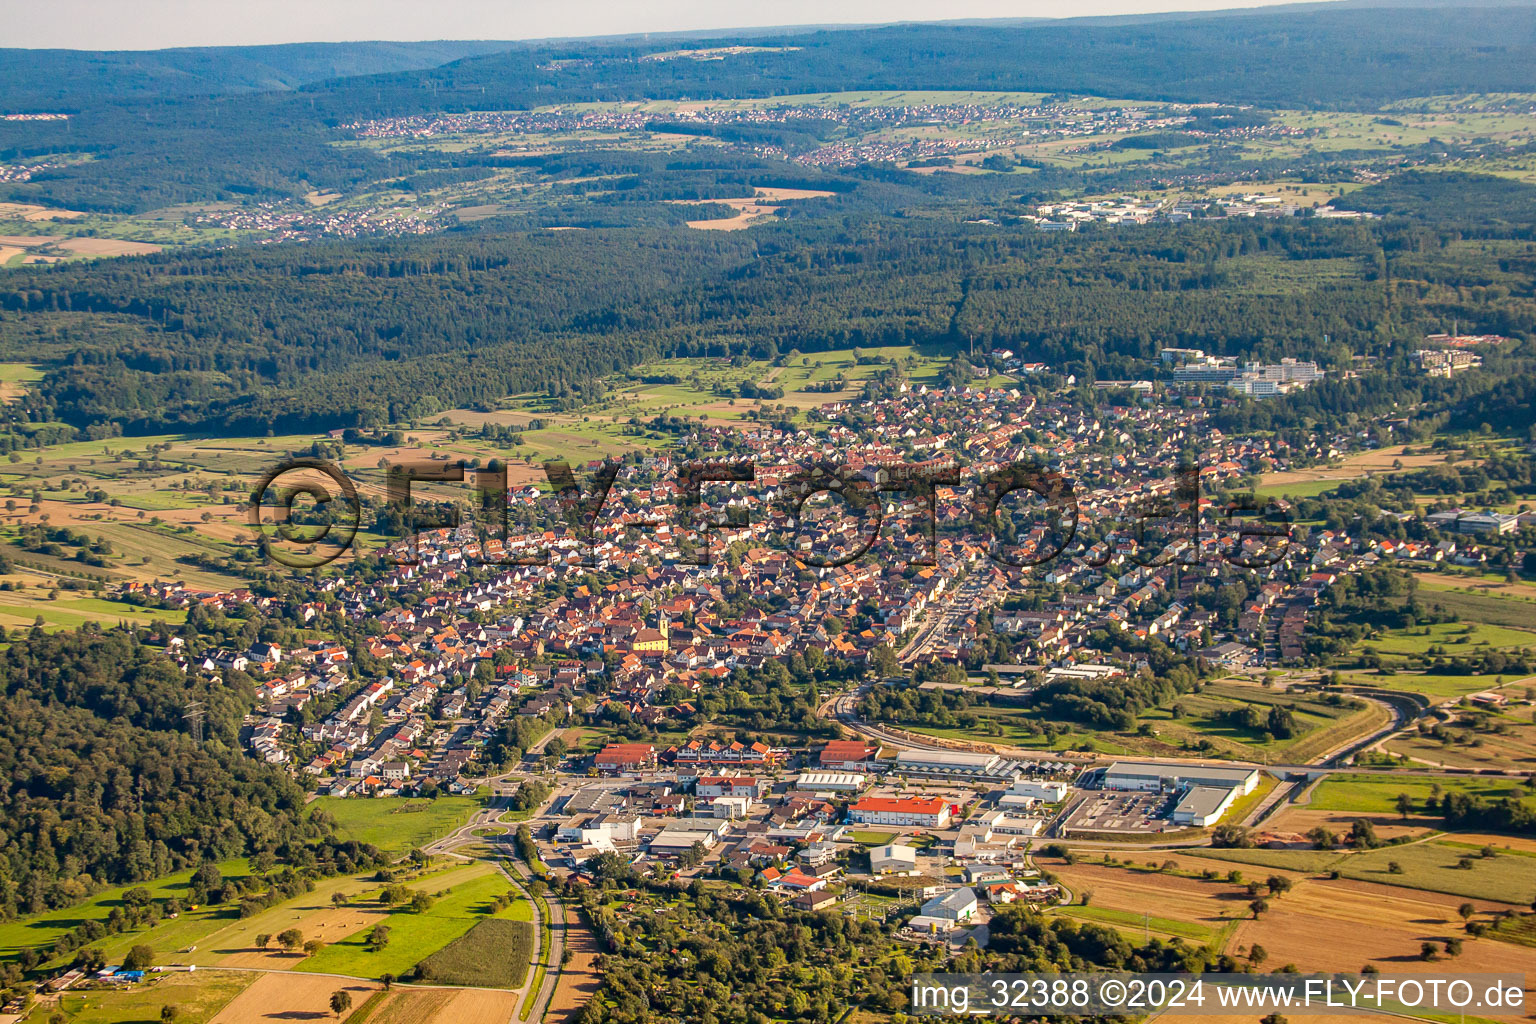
left=2, top=203, right=1534, bottom=436
left=0, top=628, right=381, bottom=925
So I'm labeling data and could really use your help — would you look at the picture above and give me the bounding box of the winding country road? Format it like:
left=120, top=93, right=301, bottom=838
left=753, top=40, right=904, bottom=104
left=424, top=782, right=569, bottom=1024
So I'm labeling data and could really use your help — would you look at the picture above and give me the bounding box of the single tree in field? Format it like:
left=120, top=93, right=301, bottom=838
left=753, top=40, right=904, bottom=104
left=1395, top=793, right=1414, bottom=819
left=1248, top=944, right=1268, bottom=966
left=365, top=924, right=391, bottom=952
left=331, top=892, right=348, bottom=909
left=1306, top=826, right=1336, bottom=850
left=1458, top=902, right=1476, bottom=921
left=1249, top=898, right=1270, bottom=919
left=330, top=990, right=352, bottom=1019
left=160, top=1006, right=181, bottom=1022
left=380, top=973, right=395, bottom=991
left=304, top=939, right=325, bottom=957
left=1420, top=941, right=1439, bottom=961
left=277, top=928, right=303, bottom=953
left=254, top=933, right=271, bottom=950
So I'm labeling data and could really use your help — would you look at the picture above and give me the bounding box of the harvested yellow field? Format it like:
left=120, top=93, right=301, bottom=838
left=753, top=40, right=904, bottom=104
left=674, top=186, right=833, bottom=230
left=55, top=236, right=162, bottom=256
left=210, top=972, right=378, bottom=1024
left=362, top=988, right=455, bottom=1023
left=684, top=200, right=780, bottom=230
left=217, top=904, right=390, bottom=967
left=1266, top=805, right=1428, bottom=842
left=1230, top=875, right=1536, bottom=1019
left=430, top=988, right=521, bottom=1024
left=0, top=201, right=85, bottom=221
left=548, top=907, right=602, bottom=1022
left=1260, top=444, right=1465, bottom=489
left=1052, top=862, right=1249, bottom=931
left=0, top=232, right=159, bottom=259
left=750, top=186, right=834, bottom=200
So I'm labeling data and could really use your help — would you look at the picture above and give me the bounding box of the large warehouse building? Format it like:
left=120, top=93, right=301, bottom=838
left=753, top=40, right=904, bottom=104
left=893, top=749, right=1028, bottom=784
left=1102, top=761, right=1260, bottom=795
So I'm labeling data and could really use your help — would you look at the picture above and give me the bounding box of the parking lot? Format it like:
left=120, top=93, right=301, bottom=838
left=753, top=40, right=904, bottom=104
left=1061, top=789, right=1171, bottom=834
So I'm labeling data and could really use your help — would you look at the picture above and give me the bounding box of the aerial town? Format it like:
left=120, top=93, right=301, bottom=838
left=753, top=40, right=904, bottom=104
left=99, top=342, right=1533, bottom=963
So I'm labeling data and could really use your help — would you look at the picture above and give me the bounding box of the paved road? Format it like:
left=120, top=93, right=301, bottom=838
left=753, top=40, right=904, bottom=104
left=820, top=683, right=1529, bottom=782
left=897, top=571, right=994, bottom=664
left=421, top=777, right=569, bottom=1024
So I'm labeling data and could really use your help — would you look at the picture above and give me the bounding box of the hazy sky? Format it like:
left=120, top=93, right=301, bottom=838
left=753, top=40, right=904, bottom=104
left=8, top=0, right=1331, bottom=50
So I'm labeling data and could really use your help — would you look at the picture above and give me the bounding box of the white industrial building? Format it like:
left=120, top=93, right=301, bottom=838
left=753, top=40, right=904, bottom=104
left=1102, top=761, right=1259, bottom=795
left=999, top=779, right=1068, bottom=807
left=908, top=888, right=979, bottom=933
left=794, top=771, right=868, bottom=794
left=869, top=843, right=920, bottom=874
left=647, top=828, right=721, bottom=857
left=894, top=749, right=1027, bottom=784
left=556, top=814, right=639, bottom=849
left=1171, top=785, right=1239, bottom=826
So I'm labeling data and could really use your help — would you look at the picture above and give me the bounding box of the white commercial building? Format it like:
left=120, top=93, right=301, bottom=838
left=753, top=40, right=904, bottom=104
left=1002, top=779, right=1068, bottom=804
left=894, top=749, right=1026, bottom=784
left=1102, top=761, right=1259, bottom=795
left=849, top=796, right=952, bottom=829
left=648, top=828, right=720, bottom=857
left=1171, top=785, right=1239, bottom=826
left=795, top=772, right=868, bottom=794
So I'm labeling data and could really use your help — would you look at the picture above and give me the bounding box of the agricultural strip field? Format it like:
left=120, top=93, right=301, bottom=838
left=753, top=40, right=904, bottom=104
left=297, top=863, right=527, bottom=979
left=902, top=681, right=1385, bottom=762
left=1047, top=862, right=1250, bottom=945
left=547, top=906, right=602, bottom=1024
left=1415, top=586, right=1536, bottom=630
left=209, top=972, right=378, bottom=1024
left=1187, top=839, right=1536, bottom=904
left=341, top=986, right=520, bottom=1024
left=1255, top=445, right=1467, bottom=499
left=1052, top=904, right=1217, bottom=943
left=1356, top=622, right=1536, bottom=659
left=414, top=917, right=533, bottom=988
left=1226, top=874, right=1536, bottom=1011
left=185, top=862, right=471, bottom=969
